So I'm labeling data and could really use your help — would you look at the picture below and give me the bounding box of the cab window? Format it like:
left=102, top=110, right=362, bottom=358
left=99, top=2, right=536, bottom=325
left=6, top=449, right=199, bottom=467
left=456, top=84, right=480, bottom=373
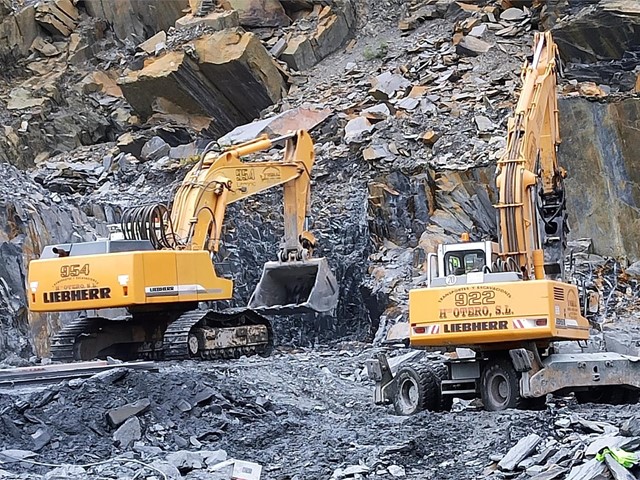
left=445, top=250, right=486, bottom=275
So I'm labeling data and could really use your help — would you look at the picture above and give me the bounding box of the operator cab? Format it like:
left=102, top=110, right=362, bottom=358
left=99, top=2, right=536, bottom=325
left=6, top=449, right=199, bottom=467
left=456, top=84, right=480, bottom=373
left=427, top=240, right=522, bottom=287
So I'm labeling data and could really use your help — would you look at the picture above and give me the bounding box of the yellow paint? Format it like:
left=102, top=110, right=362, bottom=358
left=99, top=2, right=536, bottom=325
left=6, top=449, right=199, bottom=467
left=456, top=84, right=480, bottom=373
left=409, top=279, right=589, bottom=349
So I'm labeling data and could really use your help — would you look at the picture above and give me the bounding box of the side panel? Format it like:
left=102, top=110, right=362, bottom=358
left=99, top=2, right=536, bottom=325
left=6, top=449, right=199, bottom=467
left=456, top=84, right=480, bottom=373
left=178, top=251, right=232, bottom=302
left=28, top=251, right=233, bottom=312
left=409, top=279, right=589, bottom=348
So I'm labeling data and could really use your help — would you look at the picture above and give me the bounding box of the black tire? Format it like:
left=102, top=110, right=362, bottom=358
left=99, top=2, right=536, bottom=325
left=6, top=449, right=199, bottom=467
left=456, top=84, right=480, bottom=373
left=393, top=363, right=439, bottom=416
left=430, top=362, right=453, bottom=412
left=481, top=358, right=522, bottom=411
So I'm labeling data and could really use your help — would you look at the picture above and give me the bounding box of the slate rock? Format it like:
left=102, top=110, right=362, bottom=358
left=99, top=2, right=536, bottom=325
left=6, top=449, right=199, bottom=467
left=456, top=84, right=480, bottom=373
left=621, top=416, right=640, bottom=437
left=565, top=457, right=608, bottom=480
left=344, top=117, right=374, bottom=144
left=166, top=450, right=204, bottom=472
left=500, top=8, right=526, bottom=21
left=141, top=137, right=170, bottom=163
left=150, top=460, right=182, bottom=479
left=456, top=36, right=492, bottom=56
left=113, top=417, right=142, bottom=449
left=107, top=398, right=151, bottom=427
left=31, top=427, right=51, bottom=451
left=498, top=434, right=542, bottom=471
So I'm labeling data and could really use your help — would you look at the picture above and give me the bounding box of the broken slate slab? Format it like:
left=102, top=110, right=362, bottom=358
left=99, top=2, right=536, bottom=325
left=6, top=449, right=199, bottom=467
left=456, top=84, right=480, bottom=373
left=474, top=115, right=495, bottom=133
left=193, top=387, right=216, bottom=405
left=456, top=36, right=492, bottom=57
left=107, top=398, right=151, bottom=427
left=388, top=464, right=406, bottom=477
left=498, top=433, right=542, bottom=471
left=150, top=460, right=181, bottom=480
left=0, top=450, right=37, bottom=463
left=585, top=436, right=626, bottom=456
left=604, top=453, right=636, bottom=480
left=166, top=450, right=203, bottom=471
left=565, top=458, right=608, bottom=480
left=344, top=116, right=374, bottom=144
left=31, top=427, right=51, bottom=451
left=113, top=416, right=141, bottom=449
left=620, top=416, right=640, bottom=436
left=200, top=449, right=228, bottom=466
left=500, top=8, right=526, bottom=21
left=528, top=465, right=567, bottom=480
left=369, top=71, right=412, bottom=100
left=469, top=24, right=487, bottom=37
left=141, top=137, right=170, bottom=163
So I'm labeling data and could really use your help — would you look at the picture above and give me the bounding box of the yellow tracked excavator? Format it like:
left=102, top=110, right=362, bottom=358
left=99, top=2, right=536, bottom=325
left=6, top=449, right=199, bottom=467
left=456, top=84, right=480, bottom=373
left=367, top=32, right=640, bottom=412
left=28, top=130, right=339, bottom=362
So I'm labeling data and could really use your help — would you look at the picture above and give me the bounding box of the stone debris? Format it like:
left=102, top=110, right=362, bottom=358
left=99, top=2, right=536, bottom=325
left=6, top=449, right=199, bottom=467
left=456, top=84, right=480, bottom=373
left=0, top=0, right=639, bottom=477
left=486, top=411, right=640, bottom=480
left=106, top=398, right=151, bottom=427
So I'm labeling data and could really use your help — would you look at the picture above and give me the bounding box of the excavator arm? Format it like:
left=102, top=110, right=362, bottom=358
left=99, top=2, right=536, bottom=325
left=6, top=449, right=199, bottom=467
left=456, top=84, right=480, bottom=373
left=495, top=31, right=566, bottom=280
left=170, top=130, right=316, bottom=259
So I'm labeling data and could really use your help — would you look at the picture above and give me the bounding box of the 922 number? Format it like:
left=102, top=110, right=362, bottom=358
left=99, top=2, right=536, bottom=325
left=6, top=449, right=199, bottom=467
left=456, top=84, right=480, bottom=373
left=454, top=291, right=495, bottom=306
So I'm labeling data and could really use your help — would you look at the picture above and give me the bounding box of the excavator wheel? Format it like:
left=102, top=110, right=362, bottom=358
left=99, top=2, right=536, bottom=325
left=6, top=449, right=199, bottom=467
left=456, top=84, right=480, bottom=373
left=480, top=358, right=522, bottom=411
left=430, top=362, right=453, bottom=412
left=393, top=362, right=439, bottom=416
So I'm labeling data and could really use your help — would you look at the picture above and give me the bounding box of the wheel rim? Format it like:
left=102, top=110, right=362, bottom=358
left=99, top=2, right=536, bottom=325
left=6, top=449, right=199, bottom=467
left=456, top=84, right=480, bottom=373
left=488, top=372, right=510, bottom=408
left=188, top=334, right=199, bottom=356
left=399, top=377, right=419, bottom=411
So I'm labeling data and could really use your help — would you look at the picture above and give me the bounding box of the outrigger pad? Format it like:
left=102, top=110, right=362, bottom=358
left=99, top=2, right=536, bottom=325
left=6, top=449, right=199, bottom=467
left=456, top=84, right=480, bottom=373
left=248, top=257, right=339, bottom=315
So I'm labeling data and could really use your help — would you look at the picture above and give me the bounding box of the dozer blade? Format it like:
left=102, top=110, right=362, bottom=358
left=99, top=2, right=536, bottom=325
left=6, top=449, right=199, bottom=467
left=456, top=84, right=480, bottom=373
left=248, top=257, right=339, bottom=315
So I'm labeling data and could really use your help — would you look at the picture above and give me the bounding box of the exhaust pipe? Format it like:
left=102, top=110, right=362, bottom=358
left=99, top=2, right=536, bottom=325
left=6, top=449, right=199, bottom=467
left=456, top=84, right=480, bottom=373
left=248, top=257, right=339, bottom=315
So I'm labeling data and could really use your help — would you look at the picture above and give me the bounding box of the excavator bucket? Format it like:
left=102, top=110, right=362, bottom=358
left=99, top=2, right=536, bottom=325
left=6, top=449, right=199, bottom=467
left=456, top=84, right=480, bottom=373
left=248, top=257, right=339, bottom=315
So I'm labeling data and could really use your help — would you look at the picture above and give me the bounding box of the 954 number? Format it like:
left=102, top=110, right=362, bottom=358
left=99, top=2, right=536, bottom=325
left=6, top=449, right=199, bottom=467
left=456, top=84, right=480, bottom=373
left=60, top=264, right=90, bottom=278
left=454, top=291, right=495, bottom=306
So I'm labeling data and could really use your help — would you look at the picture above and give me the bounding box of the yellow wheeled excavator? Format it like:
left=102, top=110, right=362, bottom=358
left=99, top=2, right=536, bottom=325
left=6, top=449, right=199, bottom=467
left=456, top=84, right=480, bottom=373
left=27, top=130, right=339, bottom=362
left=367, top=32, right=640, bottom=412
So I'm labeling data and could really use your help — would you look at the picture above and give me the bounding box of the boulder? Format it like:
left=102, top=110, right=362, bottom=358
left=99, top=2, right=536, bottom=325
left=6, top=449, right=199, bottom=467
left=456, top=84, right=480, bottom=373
left=83, top=0, right=189, bottom=41
left=191, top=29, right=285, bottom=121
left=118, top=51, right=245, bottom=136
left=311, top=3, right=354, bottom=61
left=553, top=0, right=640, bottom=62
left=219, top=0, right=290, bottom=27
left=281, top=35, right=317, bottom=71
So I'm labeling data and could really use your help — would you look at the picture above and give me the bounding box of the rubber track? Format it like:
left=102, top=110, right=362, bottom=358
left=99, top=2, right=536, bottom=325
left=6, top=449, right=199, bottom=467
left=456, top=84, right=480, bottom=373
left=49, top=317, right=99, bottom=363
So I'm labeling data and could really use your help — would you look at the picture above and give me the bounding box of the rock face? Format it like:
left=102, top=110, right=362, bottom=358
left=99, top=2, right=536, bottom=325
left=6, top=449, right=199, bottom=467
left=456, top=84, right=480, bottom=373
left=552, top=0, right=640, bottom=62
left=83, top=0, right=189, bottom=41
left=0, top=163, right=108, bottom=360
left=0, top=4, right=38, bottom=59
left=560, top=96, right=640, bottom=261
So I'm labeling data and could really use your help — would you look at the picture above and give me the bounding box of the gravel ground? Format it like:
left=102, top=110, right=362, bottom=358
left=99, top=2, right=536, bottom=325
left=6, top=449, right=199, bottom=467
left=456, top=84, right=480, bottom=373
left=1, top=346, right=639, bottom=479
